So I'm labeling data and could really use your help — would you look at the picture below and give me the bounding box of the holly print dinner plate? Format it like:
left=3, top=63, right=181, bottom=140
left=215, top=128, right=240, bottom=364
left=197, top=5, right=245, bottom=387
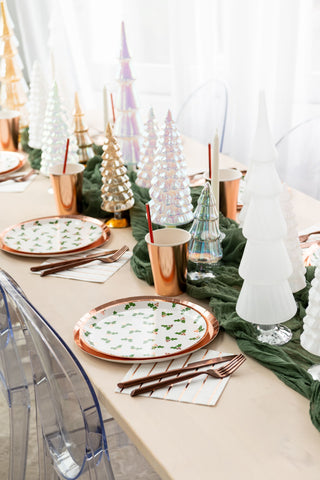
left=79, top=297, right=214, bottom=360
left=0, top=151, right=25, bottom=175
left=0, top=215, right=110, bottom=257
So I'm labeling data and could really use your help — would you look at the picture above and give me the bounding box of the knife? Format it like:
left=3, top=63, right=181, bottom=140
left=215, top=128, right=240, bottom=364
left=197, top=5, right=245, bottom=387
left=117, top=354, right=236, bottom=389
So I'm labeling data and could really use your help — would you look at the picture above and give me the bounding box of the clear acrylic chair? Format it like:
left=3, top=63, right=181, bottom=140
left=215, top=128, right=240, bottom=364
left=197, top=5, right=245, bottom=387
left=176, top=78, right=228, bottom=150
left=0, top=269, right=115, bottom=480
left=275, top=116, right=320, bottom=200
left=0, top=281, right=30, bottom=480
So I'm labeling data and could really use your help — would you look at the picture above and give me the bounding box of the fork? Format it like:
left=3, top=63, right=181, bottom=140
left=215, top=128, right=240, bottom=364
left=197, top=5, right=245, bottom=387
left=40, top=245, right=129, bottom=276
left=130, top=353, right=246, bottom=397
left=0, top=169, right=36, bottom=183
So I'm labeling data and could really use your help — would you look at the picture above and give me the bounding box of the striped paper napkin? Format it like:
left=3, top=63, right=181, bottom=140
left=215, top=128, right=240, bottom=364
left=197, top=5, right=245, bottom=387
left=32, top=248, right=132, bottom=283
left=0, top=173, right=37, bottom=193
left=116, top=349, right=233, bottom=406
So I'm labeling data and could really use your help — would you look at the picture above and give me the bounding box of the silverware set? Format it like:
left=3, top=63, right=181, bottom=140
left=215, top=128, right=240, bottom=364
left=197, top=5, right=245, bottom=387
left=31, top=245, right=129, bottom=276
left=118, top=353, right=246, bottom=397
left=0, top=169, right=37, bottom=183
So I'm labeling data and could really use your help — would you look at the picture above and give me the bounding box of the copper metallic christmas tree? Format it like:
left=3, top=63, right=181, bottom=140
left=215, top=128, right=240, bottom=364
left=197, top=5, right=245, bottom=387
left=73, top=92, right=94, bottom=165
left=100, top=123, right=134, bottom=228
left=0, top=1, right=28, bottom=124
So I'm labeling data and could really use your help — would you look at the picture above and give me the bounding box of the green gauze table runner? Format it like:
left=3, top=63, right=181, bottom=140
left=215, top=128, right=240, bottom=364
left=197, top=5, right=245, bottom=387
left=129, top=177, right=320, bottom=433
left=22, top=130, right=320, bottom=432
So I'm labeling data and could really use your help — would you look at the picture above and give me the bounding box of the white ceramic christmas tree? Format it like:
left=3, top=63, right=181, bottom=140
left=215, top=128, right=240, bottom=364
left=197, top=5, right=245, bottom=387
left=28, top=60, right=47, bottom=149
left=300, top=260, right=320, bottom=379
left=40, top=82, right=79, bottom=176
left=149, top=110, right=193, bottom=226
left=136, top=107, right=158, bottom=189
left=280, top=183, right=306, bottom=293
left=236, top=92, right=297, bottom=345
left=113, top=21, right=142, bottom=170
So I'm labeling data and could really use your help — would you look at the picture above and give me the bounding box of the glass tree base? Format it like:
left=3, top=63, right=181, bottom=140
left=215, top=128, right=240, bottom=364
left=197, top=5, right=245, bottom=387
left=255, top=324, right=292, bottom=346
left=308, top=364, right=320, bottom=381
left=187, top=259, right=221, bottom=281
left=106, top=212, right=129, bottom=228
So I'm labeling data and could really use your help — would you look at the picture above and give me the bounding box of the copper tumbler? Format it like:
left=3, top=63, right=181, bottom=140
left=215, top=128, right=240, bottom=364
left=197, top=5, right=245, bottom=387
left=0, top=110, right=20, bottom=151
left=49, top=163, right=84, bottom=215
left=145, top=228, right=191, bottom=296
left=219, top=168, right=242, bottom=220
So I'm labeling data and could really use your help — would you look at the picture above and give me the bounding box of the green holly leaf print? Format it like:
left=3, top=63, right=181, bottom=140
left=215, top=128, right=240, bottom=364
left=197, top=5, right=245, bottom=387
left=124, top=302, right=136, bottom=310
left=189, top=336, right=200, bottom=341
left=165, top=336, right=177, bottom=342
left=143, top=338, right=154, bottom=344
left=172, top=303, right=176, bottom=308
left=161, top=324, right=173, bottom=330
left=84, top=331, right=91, bottom=337
left=147, top=302, right=158, bottom=310
left=121, top=338, right=133, bottom=342
left=161, top=311, right=173, bottom=317
left=175, top=329, right=186, bottom=335
left=101, top=338, right=111, bottom=343
left=170, top=344, right=182, bottom=350
left=104, top=320, right=116, bottom=325
left=174, top=318, right=186, bottom=323
left=121, top=323, right=133, bottom=328
left=151, top=345, right=165, bottom=349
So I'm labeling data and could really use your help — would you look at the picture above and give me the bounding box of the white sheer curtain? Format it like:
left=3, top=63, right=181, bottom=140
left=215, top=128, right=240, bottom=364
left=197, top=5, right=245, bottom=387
left=10, top=0, right=315, bottom=166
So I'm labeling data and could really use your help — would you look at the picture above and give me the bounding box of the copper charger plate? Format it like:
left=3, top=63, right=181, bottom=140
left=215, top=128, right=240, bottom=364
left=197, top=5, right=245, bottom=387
left=0, top=215, right=110, bottom=257
left=74, top=296, right=219, bottom=364
left=0, top=151, right=26, bottom=176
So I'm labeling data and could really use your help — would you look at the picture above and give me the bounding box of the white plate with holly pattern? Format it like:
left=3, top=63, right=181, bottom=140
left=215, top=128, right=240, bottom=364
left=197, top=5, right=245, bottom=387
left=77, top=296, right=219, bottom=361
left=0, top=151, right=25, bottom=176
left=0, top=215, right=110, bottom=257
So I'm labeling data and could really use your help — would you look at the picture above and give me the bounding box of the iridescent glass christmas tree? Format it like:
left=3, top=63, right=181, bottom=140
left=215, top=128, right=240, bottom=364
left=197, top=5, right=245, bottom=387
left=149, top=110, right=193, bottom=226
left=28, top=60, right=47, bottom=149
left=40, top=82, right=79, bottom=176
left=73, top=92, right=94, bottom=165
left=100, top=123, right=134, bottom=228
left=188, top=182, right=223, bottom=279
left=136, top=107, right=158, bottom=189
left=0, top=1, right=28, bottom=124
left=113, top=21, right=142, bottom=170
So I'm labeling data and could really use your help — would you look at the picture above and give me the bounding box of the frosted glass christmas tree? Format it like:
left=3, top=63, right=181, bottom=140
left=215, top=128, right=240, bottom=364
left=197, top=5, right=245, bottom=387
left=40, top=82, right=79, bottom=176
left=280, top=183, right=306, bottom=293
left=149, top=110, right=194, bottom=226
left=113, top=21, right=142, bottom=170
left=72, top=92, right=94, bottom=165
left=188, top=182, right=223, bottom=279
left=101, top=123, right=134, bottom=228
left=0, top=1, right=28, bottom=124
left=300, top=260, right=320, bottom=379
left=236, top=92, right=297, bottom=345
left=28, top=60, right=47, bottom=149
left=136, top=107, right=158, bottom=189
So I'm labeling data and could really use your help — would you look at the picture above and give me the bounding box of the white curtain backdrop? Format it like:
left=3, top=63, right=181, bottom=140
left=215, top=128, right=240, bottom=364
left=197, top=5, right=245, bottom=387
left=9, top=0, right=315, bottom=168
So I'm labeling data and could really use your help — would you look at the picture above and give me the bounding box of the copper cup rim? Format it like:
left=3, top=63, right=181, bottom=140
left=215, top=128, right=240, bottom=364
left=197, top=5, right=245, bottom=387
left=219, top=168, right=242, bottom=182
left=0, top=109, right=20, bottom=120
left=49, top=163, right=85, bottom=176
left=145, top=228, right=191, bottom=247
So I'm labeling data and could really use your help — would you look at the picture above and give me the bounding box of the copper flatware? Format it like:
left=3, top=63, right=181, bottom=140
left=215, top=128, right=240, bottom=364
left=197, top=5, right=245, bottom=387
left=130, top=354, right=246, bottom=397
left=299, top=231, right=320, bottom=243
left=0, top=169, right=36, bottom=183
left=117, top=354, right=236, bottom=389
left=40, top=245, right=129, bottom=277
left=30, top=249, right=118, bottom=272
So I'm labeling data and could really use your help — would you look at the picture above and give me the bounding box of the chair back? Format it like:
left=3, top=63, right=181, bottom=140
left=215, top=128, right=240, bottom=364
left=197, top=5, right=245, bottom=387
left=0, top=269, right=115, bottom=480
left=176, top=79, right=228, bottom=150
left=276, top=116, right=320, bottom=199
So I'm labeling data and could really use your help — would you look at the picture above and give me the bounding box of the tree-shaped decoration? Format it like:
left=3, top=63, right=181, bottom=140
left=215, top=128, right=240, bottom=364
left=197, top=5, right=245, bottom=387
left=40, top=82, right=79, bottom=176
left=188, top=182, right=223, bottom=280
left=113, top=21, right=142, bottom=170
left=100, top=123, right=134, bottom=228
left=300, top=260, right=320, bottom=380
left=149, top=110, right=194, bottom=226
left=28, top=60, right=47, bottom=149
left=0, top=1, right=28, bottom=125
left=135, top=107, right=158, bottom=189
left=236, top=93, right=297, bottom=346
left=72, top=92, right=94, bottom=165
left=280, top=183, right=306, bottom=293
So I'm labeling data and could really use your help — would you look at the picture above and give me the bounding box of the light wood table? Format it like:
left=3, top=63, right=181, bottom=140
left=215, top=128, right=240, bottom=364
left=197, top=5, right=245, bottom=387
left=1, top=147, right=320, bottom=480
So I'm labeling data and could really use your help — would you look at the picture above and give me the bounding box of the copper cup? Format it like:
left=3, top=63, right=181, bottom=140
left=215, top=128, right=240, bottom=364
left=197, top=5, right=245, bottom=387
left=219, top=168, right=242, bottom=220
left=0, top=110, right=20, bottom=151
left=49, top=163, right=84, bottom=215
left=145, top=228, right=191, bottom=296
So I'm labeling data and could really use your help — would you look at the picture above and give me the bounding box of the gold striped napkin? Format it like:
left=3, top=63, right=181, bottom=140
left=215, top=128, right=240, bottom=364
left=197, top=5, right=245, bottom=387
left=116, top=349, right=233, bottom=406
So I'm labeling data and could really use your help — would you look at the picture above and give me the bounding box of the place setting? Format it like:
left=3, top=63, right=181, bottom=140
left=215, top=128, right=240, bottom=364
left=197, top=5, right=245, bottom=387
left=0, top=151, right=38, bottom=192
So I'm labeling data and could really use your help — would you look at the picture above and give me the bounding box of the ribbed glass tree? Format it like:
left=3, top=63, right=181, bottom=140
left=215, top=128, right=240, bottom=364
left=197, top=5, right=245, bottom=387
left=149, top=110, right=194, bottom=226
left=73, top=92, right=94, bottom=165
left=236, top=93, right=297, bottom=345
left=28, top=60, right=47, bottom=149
left=280, top=183, right=306, bottom=293
left=40, top=82, right=79, bottom=176
left=113, top=21, right=142, bottom=170
left=0, top=1, right=28, bottom=123
left=300, top=260, right=320, bottom=379
left=188, top=182, right=223, bottom=279
left=100, top=123, right=134, bottom=228
left=135, top=107, right=158, bottom=189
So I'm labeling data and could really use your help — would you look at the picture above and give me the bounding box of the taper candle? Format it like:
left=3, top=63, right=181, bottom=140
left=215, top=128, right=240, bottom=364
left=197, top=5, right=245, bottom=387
left=103, top=85, right=109, bottom=130
left=212, top=130, right=220, bottom=215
